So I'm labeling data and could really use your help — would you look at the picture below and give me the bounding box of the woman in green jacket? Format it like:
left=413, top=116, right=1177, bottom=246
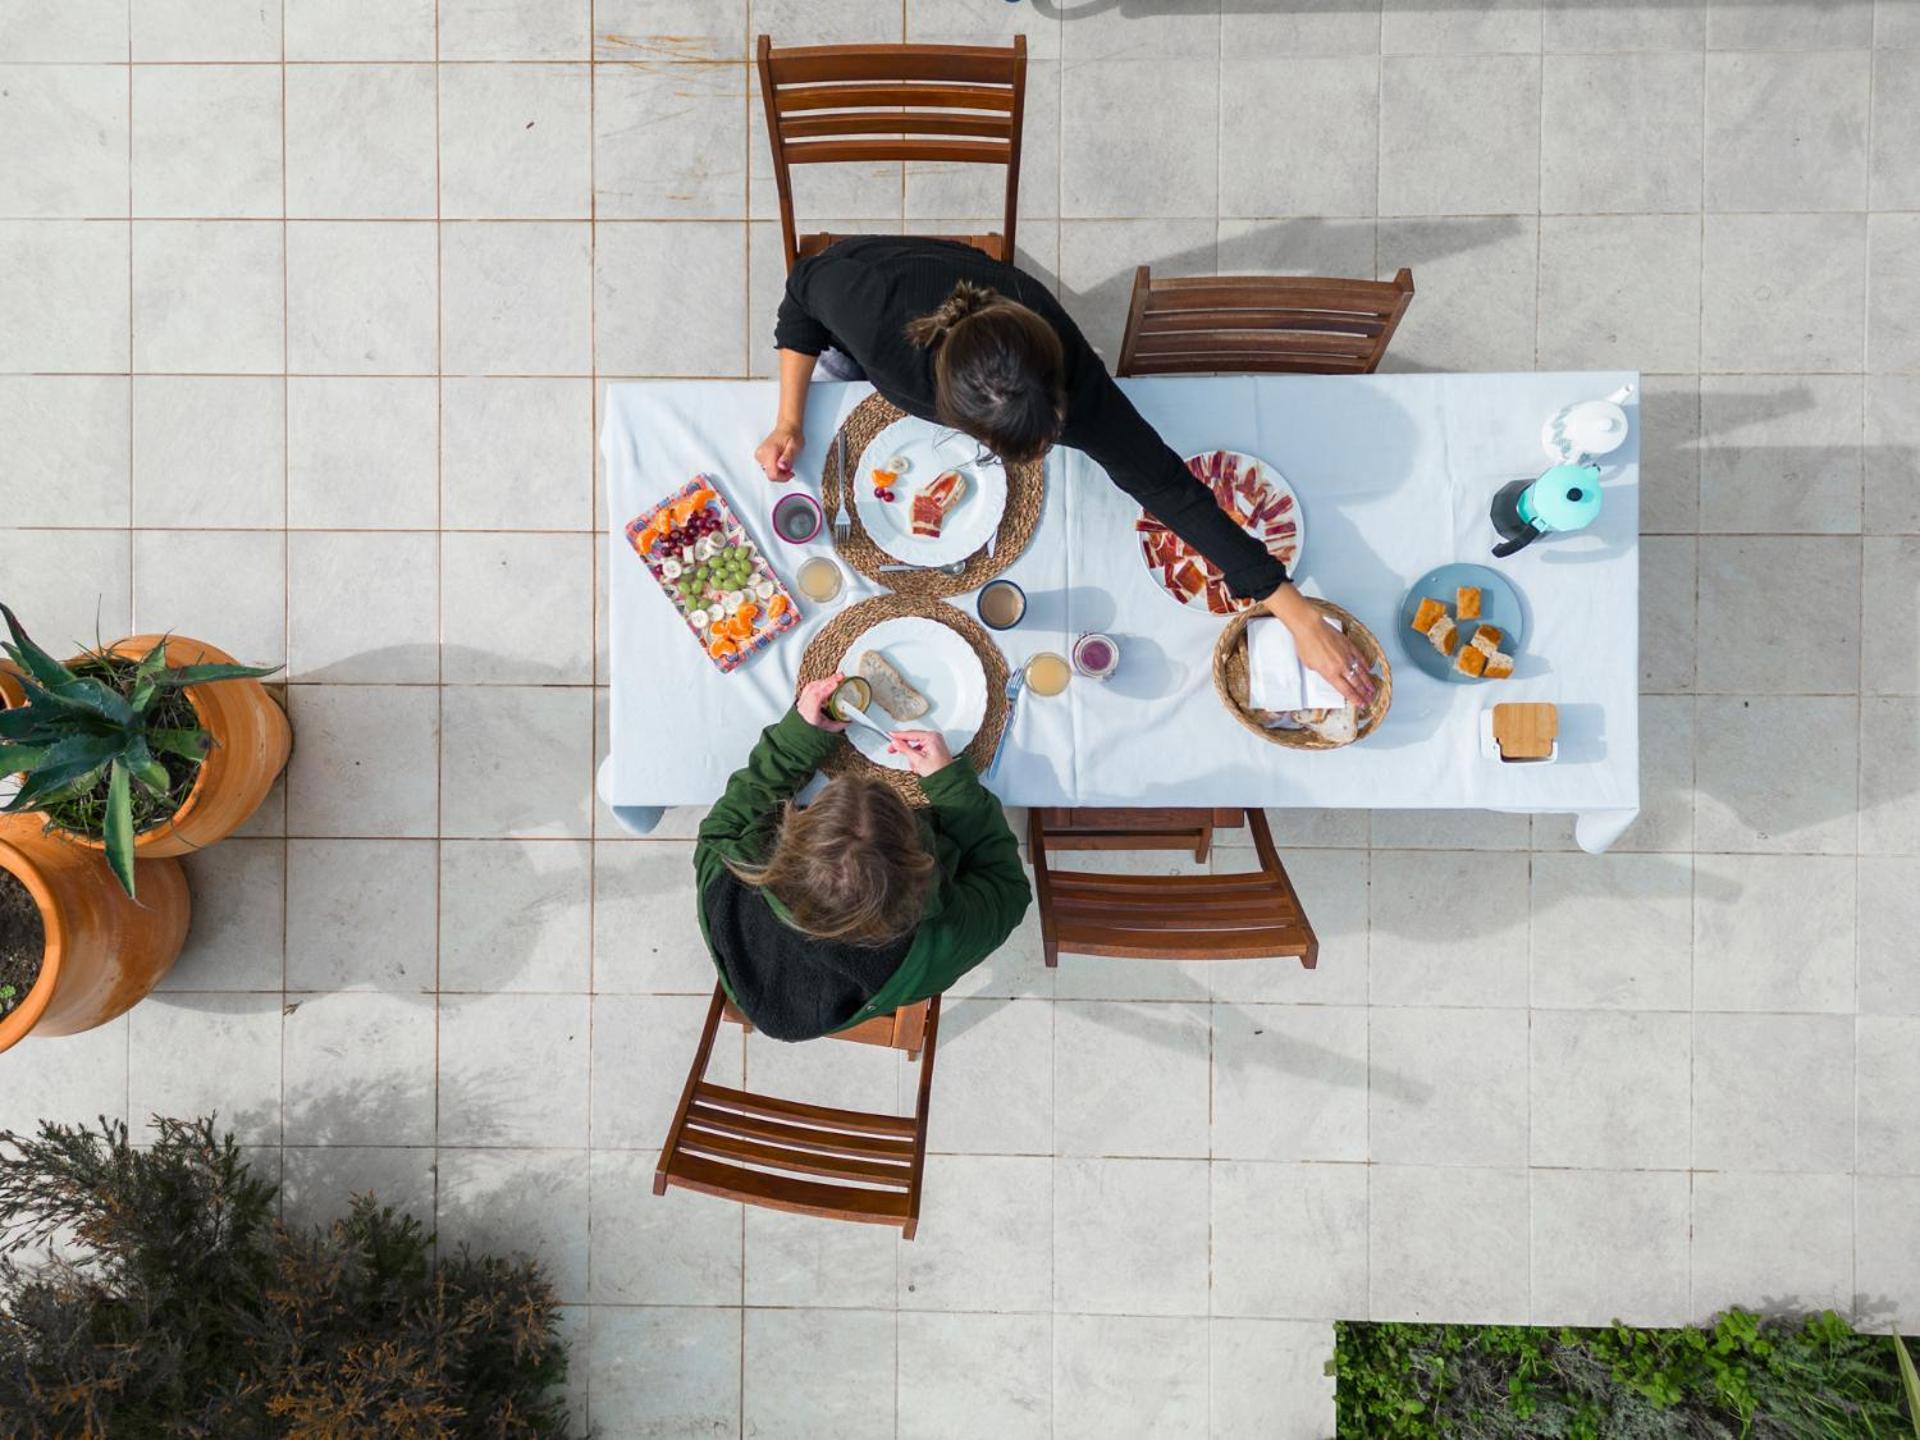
left=693, top=674, right=1032, bottom=1042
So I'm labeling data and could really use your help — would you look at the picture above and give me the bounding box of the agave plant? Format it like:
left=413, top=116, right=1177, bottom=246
left=0, top=606, right=277, bottom=896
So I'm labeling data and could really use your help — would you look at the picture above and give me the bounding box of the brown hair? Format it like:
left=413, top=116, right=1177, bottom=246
left=905, top=280, right=1066, bottom=464
left=726, top=774, right=937, bottom=945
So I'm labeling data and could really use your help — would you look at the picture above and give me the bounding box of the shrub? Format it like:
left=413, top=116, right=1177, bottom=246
left=0, top=1115, right=577, bottom=1439
left=1335, top=1312, right=1917, bottom=1439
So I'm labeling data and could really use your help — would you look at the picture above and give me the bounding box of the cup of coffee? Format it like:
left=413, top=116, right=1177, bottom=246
left=1072, top=632, right=1119, bottom=680
left=977, top=579, right=1026, bottom=631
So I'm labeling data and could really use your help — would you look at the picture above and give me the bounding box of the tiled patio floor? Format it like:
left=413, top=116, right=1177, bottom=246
left=3, top=1, right=1918, bottom=1435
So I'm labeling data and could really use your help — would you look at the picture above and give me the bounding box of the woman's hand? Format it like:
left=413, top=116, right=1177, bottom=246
left=755, top=421, right=805, bottom=482
left=797, top=673, right=847, bottom=732
left=1264, top=584, right=1377, bottom=710
left=888, top=729, right=953, bottom=777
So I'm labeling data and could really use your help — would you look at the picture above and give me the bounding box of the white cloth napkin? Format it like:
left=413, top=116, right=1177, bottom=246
left=1246, top=615, right=1348, bottom=712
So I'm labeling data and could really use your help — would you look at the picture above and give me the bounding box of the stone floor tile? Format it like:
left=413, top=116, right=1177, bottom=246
left=1693, top=1012, right=1854, bottom=1172
left=1370, top=1007, right=1529, bottom=1166
left=588, top=1148, right=741, bottom=1305
left=1692, top=1170, right=1853, bottom=1319
left=744, top=1308, right=895, bottom=1440
left=899, top=1312, right=1051, bottom=1440
left=1530, top=1009, right=1691, bottom=1168
left=1053, top=1315, right=1208, bottom=1440
left=1369, top=1165, right=1530, bottom=1323
left=1531, top=1169, right=1692, bottom=1326
left=1211, top=1161, right=1369, bottom=1320
left=1053, top=999, right=1209, bottom=1157
left=1212, top=1004, right=1369, bottom=1162
left=1053, top=1156, right=1207, bottom=1315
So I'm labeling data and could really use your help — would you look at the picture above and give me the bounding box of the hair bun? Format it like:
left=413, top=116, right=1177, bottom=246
left=906, top=280, right=1000, bottom=348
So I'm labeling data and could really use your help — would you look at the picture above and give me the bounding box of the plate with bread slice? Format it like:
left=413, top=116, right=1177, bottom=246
left=1398, top=563, right=1527, bottom=684
left=839, top=616, right=988, bottom=772
left=854, top=418, right=1009, bottom=567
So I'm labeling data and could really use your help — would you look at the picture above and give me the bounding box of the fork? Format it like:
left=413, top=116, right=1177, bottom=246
left=983, top=667, right=1025, bottom=782
left=831, top=429, right=852, bottom=546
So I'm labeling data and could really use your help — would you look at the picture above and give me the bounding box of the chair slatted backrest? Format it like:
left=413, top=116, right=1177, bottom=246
left=757, top=35, right=1027, bottom=269
left=655, top=984, right=942, bottom=1238
left=1117, top=266, right=1416, bottom=377
left=1029, top=808, right=1319, bottom=969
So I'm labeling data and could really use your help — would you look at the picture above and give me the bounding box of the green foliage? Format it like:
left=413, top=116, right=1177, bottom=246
left=0, top=605, right=276, bottom=897
left=1895, top=1334, right=1920, bottom=1436
left=0, top=1115, right=577, bottom=1439
left=1336, top=1312, right=1914, bottom=1439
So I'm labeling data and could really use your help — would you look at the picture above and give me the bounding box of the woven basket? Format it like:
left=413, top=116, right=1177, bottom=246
left=1212, top=600, right=1392, bottom=750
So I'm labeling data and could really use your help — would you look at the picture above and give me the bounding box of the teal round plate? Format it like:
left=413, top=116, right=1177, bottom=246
left=1396, top=563, right=1527, bottom=684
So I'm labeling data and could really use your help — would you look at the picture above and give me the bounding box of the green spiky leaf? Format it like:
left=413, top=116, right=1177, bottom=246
left=147, top=727, right=211, bottom=761
left=122, top=736, right=170, bottom=798
left=4, top=759, right=109, bottom=813
left=0, top=603, right=80, bottom=690
left=1, top=732, right=123, bottom=778
left=103, top=760, right=135, bottom=897
left=14, top=672, right=132, bottom=728
left=1894, top=1334, right=1920, bottom=1437
left=0, top=704, right=49, bottom=740
left=156, top=661, right=281, bottom=687
left=128, top=637, right=170, bottom=716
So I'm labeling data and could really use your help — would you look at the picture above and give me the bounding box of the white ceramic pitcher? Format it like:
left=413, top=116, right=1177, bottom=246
left=1542, top=383, right=1635, bottom=463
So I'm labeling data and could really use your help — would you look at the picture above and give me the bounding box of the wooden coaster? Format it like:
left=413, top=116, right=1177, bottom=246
left=796, top=594, right=1012, bottom=805
left=1492, top=702, right=1557, bottom=760
left=822, top=394, right=1046, bottom=599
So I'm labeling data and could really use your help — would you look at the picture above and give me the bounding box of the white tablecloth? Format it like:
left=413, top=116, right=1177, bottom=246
left=603, top=372, right=1641, bottom=852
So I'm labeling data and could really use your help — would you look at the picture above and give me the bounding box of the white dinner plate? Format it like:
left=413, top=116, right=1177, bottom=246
left=839, top=615, right=987, bottom=772
left=1137, top=449, right=1305, bottom=615
left=852, top=416, right=1008, bottom=566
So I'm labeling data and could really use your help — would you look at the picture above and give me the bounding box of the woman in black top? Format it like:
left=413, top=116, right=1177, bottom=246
left=755, top=235, right=1376, bottom=706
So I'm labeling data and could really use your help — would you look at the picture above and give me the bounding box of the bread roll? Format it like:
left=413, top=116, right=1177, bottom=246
left=858, top=650, right=930, bottom=721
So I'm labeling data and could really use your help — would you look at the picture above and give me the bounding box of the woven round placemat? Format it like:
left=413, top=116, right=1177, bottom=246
left=823, top=394, right=1046, bottom=598
left=1212, top=600, right=1393, bottom=749
left=796, top=594, right=1011, bottom=804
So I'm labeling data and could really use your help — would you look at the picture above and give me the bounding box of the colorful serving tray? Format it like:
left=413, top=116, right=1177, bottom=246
left=626, top=475, right=801, bottom=674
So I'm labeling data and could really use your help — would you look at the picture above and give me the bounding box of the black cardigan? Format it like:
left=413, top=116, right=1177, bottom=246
left=773, top=235, right=1288, bottom=601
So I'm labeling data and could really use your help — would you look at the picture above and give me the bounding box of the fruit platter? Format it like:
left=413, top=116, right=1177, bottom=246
left=1136, top=449, right=1305, bottom=615
left=626, top=476, right=799, bottom=673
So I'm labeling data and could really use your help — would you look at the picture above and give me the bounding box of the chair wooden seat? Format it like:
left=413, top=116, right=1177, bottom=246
left=758, top=36, right=1027, bottom=272
left=656, top=984, right=941, bottom=1238
left=1117, top=267, right=1415, bottom=376
left=1030, top=808, right=1318, bottom=968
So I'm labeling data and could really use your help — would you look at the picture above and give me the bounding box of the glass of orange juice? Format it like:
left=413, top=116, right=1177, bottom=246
left=1024, top=651, right=1071, bottom=696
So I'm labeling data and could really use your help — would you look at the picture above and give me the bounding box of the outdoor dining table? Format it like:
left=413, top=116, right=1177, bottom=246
left=602, top=370, right=1641, bottom=854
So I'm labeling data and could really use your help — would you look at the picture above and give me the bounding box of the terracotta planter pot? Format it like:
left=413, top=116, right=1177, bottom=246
left=0, top=825, right=190, bottom=1051
left=0, top=635, right=289, bottom=859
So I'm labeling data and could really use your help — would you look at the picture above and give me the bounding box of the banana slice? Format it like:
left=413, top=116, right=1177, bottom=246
left=753, top=579, right=776, bottom=601
left=687, top=608, right=710, bottom=629
left=660, top=559, right=683, bottom=580
left=722, top=591, right=745, bottom=615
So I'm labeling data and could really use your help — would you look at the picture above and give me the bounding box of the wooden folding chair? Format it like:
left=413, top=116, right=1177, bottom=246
left=1116, top=266, right=1415, bottom=376
left=654, top=983, right=942, bottom=1239
left=756, top=34, right=1027, bottom=270
left=1029, top=808, right=1318, bottom=969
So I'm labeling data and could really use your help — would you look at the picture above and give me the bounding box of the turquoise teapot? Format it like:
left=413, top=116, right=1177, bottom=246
left=1489, top=463, right=1602, bottom=558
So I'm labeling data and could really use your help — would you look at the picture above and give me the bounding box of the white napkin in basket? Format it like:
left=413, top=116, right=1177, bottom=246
left=1247, top=615, right=1348, bottom=712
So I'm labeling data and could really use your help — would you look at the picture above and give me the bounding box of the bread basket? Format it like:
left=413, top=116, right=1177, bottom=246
left=1212, top=599, right=1392, bottom=750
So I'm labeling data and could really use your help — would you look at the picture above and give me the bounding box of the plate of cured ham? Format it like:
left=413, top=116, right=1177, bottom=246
left=1137, top=450, right=1305, bottom=615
